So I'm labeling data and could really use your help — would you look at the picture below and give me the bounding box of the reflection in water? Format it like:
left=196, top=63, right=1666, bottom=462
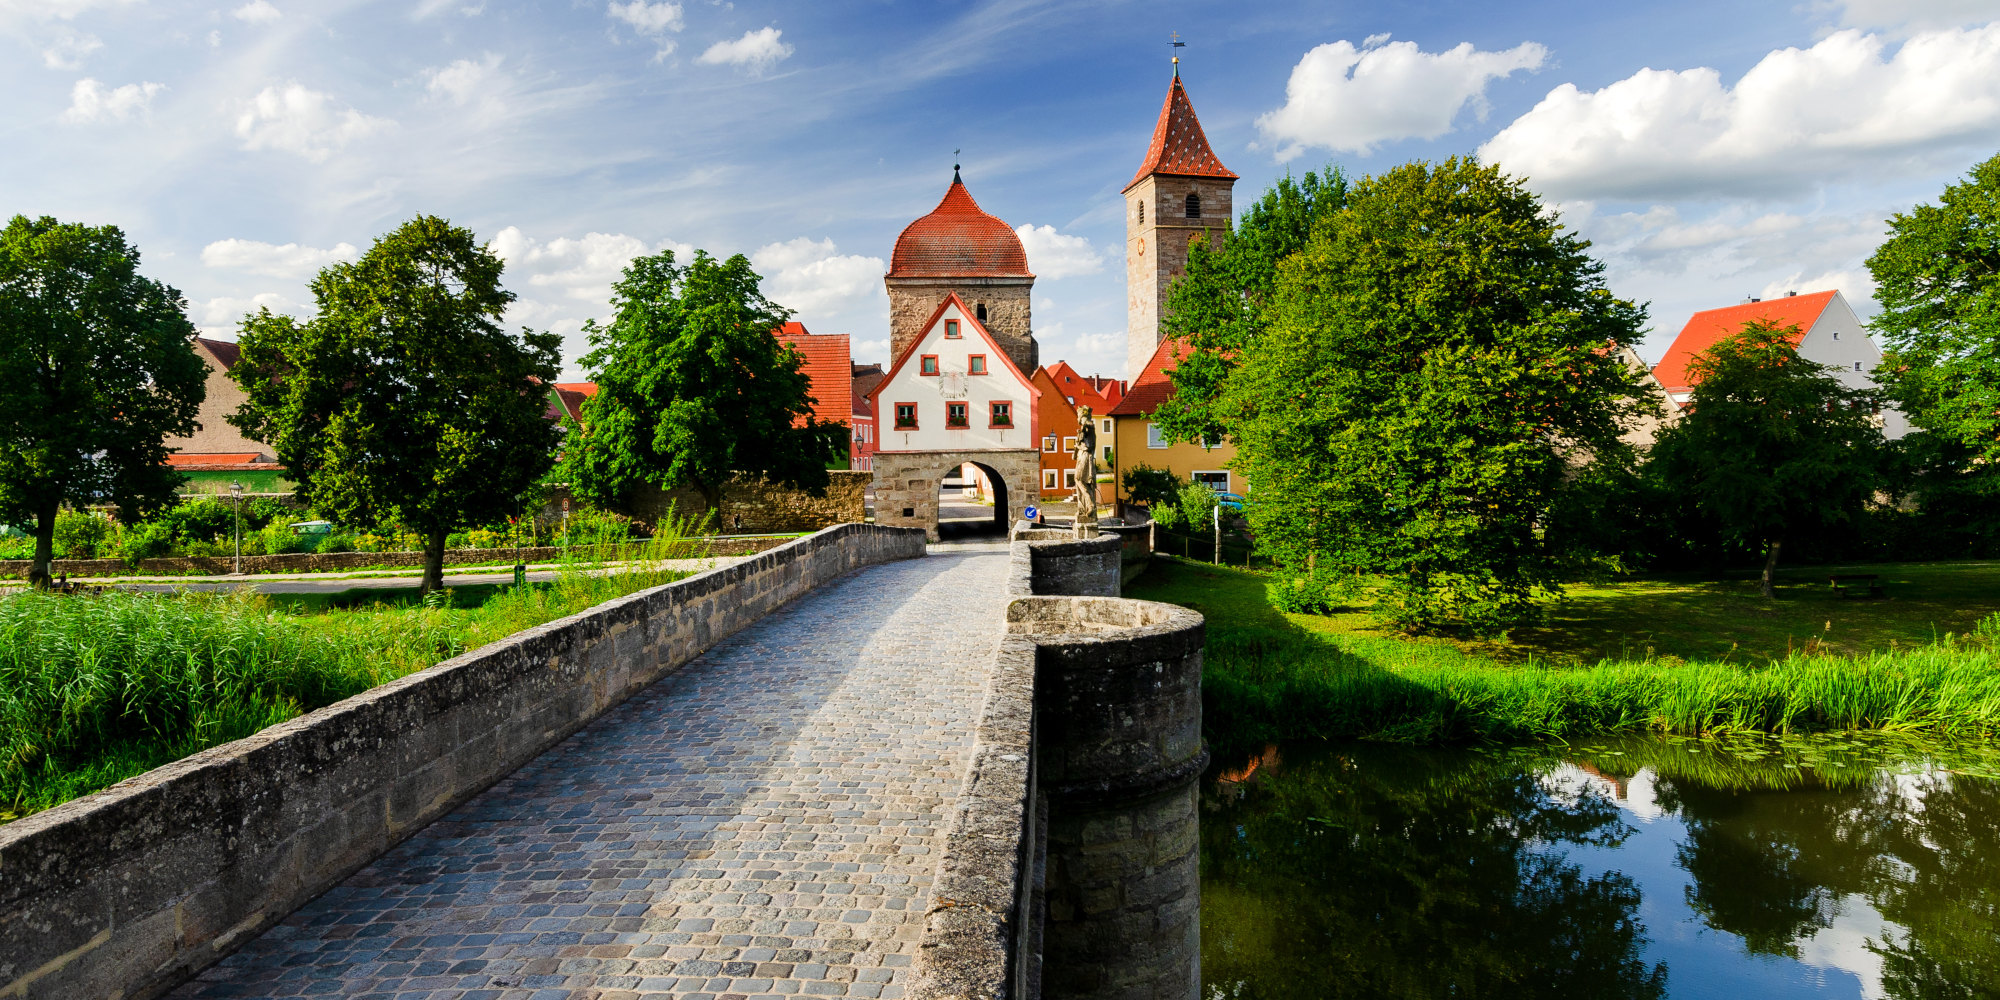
left=1201, top=736, right=2000, bottom=999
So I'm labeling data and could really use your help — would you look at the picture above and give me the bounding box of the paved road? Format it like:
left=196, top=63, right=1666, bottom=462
left=173, top=540, right=1010, bottom=1000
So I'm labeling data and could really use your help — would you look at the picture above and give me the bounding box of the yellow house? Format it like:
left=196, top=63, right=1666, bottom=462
left=1106, top=337, right=1241, bottom=507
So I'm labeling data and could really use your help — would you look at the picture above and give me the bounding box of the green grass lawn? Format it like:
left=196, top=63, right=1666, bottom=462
left=1135, top=558, right=2000, bottom=666
left=1126, top=557, right=2000, bottom=747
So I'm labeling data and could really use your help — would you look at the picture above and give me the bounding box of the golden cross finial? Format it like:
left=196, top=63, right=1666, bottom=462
left=1170, top=32, right=1185, bottom=77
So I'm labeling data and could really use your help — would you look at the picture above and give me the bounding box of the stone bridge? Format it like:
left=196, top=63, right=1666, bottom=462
left=0, top=525, right=1200, bottom=1000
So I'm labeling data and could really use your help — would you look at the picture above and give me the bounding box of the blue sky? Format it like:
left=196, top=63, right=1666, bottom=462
left=7, top=0, right=2000, bottom=380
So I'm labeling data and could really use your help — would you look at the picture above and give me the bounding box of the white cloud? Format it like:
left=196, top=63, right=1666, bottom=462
left=1826, top=0, right=2000, bottom=31
left=0, top=0, right=137, bottom=24
left=697, top=26, right=793, bottom=73
left=1257, top=36, right=1547, bottom=157
left=231, top=0, right=279, bottom=23
left=39, top=29, right=98, bottom=68
left=608, top=0, right=681, bottom=58
left=412, top=0, right=483, bottom=17
left=751, top=237, right=885, bottom=314
left=234, top=83, right=392, bottom=161
left=489, top=227, right=697, bottom=375
left=1013, top=224, right=1103, bottom=279
left=201, top=238, right=359, bottom=278
left=59, top=78, right=162, bottom=123
left=1481, top=26, right=2000, bottom=202
left=424, top=53, right=504, bottom=107
left=196, top=292, right=306, bottom=333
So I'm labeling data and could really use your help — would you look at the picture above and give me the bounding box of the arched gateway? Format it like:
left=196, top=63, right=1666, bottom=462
left=870, top=175, right=1043, bottom=541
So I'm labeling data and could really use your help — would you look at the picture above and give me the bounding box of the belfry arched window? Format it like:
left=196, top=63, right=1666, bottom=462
left=1137, top=201, right=1145, bottom=225
left=1185, top=193, right=1202, bottom=218
left=976, top=303, right=987, bottom=322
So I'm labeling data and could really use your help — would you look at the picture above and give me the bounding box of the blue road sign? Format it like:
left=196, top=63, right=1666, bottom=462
left=1024, top=505, right=1040, bottom=521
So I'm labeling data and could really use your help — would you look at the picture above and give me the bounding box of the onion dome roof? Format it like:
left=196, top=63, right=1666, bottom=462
left=887, top=173, right=1033, bottom=279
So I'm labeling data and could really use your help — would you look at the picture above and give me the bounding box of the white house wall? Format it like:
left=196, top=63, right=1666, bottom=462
left=875, top=300, right=1038, bottom=452
left=1798, top=292, right=1910, bottom=439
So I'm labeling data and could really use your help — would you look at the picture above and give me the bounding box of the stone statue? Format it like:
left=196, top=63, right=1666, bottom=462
left=1073, top=406, right=1098, bottom=526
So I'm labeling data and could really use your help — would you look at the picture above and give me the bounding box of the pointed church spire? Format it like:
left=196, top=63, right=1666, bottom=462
left=1124, top=73, right=1237, bottom=192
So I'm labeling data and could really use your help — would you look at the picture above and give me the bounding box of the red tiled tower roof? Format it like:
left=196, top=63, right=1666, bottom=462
left=1652, top=291, right=1837, bottom=394
left=887, top=173, right=1032, bottom=279
left=1126, top=75, right=1238, bottom=192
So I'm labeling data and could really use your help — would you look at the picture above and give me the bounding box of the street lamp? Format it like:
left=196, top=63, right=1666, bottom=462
left=230, top=480, right=243, bottom=576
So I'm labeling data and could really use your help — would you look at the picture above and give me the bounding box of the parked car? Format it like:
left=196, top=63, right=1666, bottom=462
left=1214, top=491, right=1247, bottom=513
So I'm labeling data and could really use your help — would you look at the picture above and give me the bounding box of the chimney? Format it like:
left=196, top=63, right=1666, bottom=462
left=1786, top=290, right=1797, bottom=297
left=1744, top=296, right=1762, bottom=303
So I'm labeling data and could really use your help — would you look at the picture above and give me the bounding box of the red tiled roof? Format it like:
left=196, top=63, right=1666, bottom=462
left=773, top=324, right=852, bottom=428
left=1126, top=76, right=1238, bottom=192
left=167, top=452, right=270, bottom=466
left=195, top=337, right=241, bottom=369
left=887, top=174, right=1032, bottom=279
left=852, top=364, right=885, bottom=416
left=555, top=381, right=598, bottom=398
left=1108, top=337, right=1195, bottom=417
left=1039, top=361, right=1120, bottom=414
left=1652, top=291, right=1837, bottom=394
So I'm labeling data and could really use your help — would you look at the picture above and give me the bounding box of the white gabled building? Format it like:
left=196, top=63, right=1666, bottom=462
left=868, top=291, right=1043, bottom=539
left=1652, top=289, right=1910, bottom=439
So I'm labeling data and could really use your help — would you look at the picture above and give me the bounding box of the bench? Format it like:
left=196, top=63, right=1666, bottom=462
left=1830, top=573, right=1886, bottom=600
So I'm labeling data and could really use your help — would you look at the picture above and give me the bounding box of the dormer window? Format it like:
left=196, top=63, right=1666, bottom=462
left=1186, top=193, right=1201, bottom=218
left=944, top=320, right=960, bottom=339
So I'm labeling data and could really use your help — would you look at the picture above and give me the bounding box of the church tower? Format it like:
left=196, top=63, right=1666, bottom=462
left=1125, top=71, right=1237, bottom=379
left=885, top=170, right=1038, bottom=375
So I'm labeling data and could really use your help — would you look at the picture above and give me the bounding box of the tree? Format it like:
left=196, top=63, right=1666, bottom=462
left=562, top=249, right=845, bottom=516
left=1868, top=150, right=2000, bottom=507
left=1151, top=166, right=1349, bottom=447
left=1119, top=463, right=1182, bottom=511
left=0, top=216, right=205, bottom=588
left=1223, top=158, right=1648, bottom=632
left=229, top=216, right=560, bottom=595
left=1650, top=321, right=1883, bottom=598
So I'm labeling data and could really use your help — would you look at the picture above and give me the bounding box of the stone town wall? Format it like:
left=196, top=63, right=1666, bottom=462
left=620, top=471, right=870, bottom=535
left=909, top=542, right=1204, bottom=1000
left=872, top=451, right=1040, bottom=541
left=0, top=537, right=792, bottom=579
left=1007, top=523, right=1122, bottom=598
left=0, top=524, right=927, bottom=1000
left=886, top=277, right=1036, bottom=375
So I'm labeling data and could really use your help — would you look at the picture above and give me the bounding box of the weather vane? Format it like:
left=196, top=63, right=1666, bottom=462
left=1170, top=31, right=1184, bottom=76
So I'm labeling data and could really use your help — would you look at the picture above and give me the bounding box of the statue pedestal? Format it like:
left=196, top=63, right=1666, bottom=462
left=1073, top=511, right=1099, bottom=539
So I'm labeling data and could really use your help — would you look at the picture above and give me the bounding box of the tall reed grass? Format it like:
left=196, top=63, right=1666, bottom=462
left=1203, top=622, right=2000, bottom=748
left=0, top=528, right=707, bottom=820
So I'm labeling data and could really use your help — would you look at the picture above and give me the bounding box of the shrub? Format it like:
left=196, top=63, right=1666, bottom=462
left=53, top=509, right=110, bottom=559
left=117, top=521, right=175, bottom=563
left=319, top=533, right=357, bottom=554
left=1270, top=574, right=1339, bottom=616
left=1175, top=480, right=1221, bottom=530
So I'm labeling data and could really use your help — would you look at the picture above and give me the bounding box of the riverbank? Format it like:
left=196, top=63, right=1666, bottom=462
left=1126, top=558, right=2000, bottom=746
left=0, top=545, right=699, bottom=821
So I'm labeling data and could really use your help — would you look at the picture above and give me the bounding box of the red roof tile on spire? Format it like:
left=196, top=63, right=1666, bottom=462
left=1126, top=76, right=1238, bottom=192
left=1651, top=291, right=1838, bottom=395
left=887, top=174, right=1033, bottom=279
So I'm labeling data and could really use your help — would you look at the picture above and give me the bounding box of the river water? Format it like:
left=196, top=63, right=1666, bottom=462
left=1201, top=734, right=2000, bottom=999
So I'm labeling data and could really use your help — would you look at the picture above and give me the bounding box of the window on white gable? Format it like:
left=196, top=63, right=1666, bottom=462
left=944, top=320, right=960, bottom=339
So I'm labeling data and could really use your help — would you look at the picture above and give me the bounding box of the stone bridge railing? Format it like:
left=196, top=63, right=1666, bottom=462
left=0, top=524, right=928, bottom=1000
left=911, top=527, right=1203, bottom=1000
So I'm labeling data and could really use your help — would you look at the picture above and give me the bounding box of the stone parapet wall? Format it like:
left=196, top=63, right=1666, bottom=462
left=0, top=536, right=793, bottom=579
left=615, top=471, right=869, bottom=535
left=0, top=524, right=927, bottom=1000
left=911, top=563, right=1204, bottom=999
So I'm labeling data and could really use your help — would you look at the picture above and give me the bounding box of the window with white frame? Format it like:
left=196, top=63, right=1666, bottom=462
left=1099, top=418, right=1113, bottom=434
left=1147, top=423, right=1168, bottom=449
left=1062, top=436, right=1077, bottom=453
left=1192, top=470, right=1229, bottom=491
left=1043, top=434, right=1058, bottom=452
left=1064, top=470, right=1077, bottom=488
left=1043, top=469, right=1059, bottom=489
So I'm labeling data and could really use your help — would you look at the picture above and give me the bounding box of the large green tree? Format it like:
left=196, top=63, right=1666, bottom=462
left=1650, top=321, right=1883, bottom=598
left=1151, top=166, right=1348, bottom=446
left=0, top=216, right=205, bottom=587
left=1868, top=151, right=2000, bottom=504
left=1223, top=158, right=1648, bottom=632
left=229, top=216, right=560, bottom=594
left=562, top=249, right=845, bottom=516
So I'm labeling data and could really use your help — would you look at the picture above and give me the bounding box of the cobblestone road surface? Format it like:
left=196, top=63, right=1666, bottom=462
left=173, top=541, right=1009, bottom=1000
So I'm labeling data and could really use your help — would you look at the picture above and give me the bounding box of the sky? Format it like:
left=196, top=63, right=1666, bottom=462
left=7, top=0, right=2000, bottom=381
